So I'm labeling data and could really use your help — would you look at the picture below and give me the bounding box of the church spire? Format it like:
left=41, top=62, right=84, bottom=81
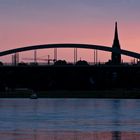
left=112, top=22, right=120, bottom=49
left=115, top=22, right=119, bottom=40
left=111, top=22, right=121, bottom=64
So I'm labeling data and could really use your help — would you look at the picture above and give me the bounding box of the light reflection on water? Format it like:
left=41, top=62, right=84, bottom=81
left=0, top=99, right=140, bottom=140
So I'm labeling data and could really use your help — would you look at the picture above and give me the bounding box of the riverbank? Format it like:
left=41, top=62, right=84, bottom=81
left=0, top=89, right=140, bottom=98
left=1, top=65, right=140, bottom=91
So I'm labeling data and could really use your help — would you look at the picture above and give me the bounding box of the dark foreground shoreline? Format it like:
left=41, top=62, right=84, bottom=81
left=1, top=89, right=140, bottom=98
left=1, top=65, right=140, bottom=92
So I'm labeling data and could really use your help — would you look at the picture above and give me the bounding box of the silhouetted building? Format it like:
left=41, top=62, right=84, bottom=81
left=111, top=22, right=121, bottom=64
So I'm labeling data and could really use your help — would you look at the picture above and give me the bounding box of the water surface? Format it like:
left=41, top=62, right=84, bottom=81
left=0, top=99, right=140, bottom=140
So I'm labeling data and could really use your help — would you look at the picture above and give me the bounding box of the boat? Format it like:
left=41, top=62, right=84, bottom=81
left=30, top=93, right=38, bottom=99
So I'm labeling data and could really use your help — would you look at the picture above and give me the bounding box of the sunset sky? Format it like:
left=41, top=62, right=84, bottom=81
left=0, top=0, right=140, bottom=63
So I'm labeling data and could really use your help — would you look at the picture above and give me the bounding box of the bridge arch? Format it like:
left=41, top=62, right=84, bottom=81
left=0, top=43, right=140, bottom=59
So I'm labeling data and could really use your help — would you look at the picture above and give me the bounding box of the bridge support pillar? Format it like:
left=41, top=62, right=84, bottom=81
left=34, top=50, right=37, bottom=63
left=94, top=49, right=98, bottom=64
left=54, top=48, right=57, bottom=61
left=74, top=48, right=77, bottom=64
left=12, top=53, right=19, bottom=66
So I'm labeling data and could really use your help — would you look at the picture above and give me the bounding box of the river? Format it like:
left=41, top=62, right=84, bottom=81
left=0, top=99, right=140, bottom=140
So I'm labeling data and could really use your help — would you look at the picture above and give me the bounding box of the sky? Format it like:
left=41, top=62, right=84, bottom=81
left=0, top=0, right=140, bottom=63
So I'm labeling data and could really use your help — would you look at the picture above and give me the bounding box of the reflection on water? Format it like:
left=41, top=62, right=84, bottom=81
left=0, top=99, right=140, bottom=140
left=0, top=130, right=140, bottom=140
left=1, top=131, right=140, bottom=140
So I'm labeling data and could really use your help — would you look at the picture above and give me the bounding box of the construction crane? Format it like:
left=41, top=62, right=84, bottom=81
left=23, top=55, right=56, bottom=65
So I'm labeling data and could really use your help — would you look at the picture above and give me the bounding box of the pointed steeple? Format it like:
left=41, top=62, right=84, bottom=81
left=111, top=22, right=121, bottom=64
left=112, top=22, right=121, bottom=49
left=115, top=22, right=119, bottom=40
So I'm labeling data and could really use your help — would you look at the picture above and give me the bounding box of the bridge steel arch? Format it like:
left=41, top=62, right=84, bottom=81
left=0, top=43, right=140, bottom=59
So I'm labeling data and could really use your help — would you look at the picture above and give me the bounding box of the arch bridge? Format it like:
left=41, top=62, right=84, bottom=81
left=0, top=43, right=140, bottom=59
